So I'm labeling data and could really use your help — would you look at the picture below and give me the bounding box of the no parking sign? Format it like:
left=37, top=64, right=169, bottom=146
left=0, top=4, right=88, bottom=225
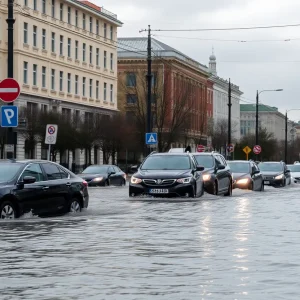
left=45, top=124, right=58, bottom=145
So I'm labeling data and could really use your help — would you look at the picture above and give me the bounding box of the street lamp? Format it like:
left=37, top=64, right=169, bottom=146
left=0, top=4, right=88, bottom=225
left=256, top=89, right=283, bottom=148
left=285, top=109, right=300, bottom=163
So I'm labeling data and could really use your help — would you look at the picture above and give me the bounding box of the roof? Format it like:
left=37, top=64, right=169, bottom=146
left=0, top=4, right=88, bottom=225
left=228, top=160, right=250, bottom=163
left=118, top=37, right=209, bottom=73
left=240, top=104, right=279, bottom=112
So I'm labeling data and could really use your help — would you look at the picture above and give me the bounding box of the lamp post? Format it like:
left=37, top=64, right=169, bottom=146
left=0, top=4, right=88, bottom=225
left=285, top=109, right=300, bottom=163
left=256, top=89, right=283, bottom=154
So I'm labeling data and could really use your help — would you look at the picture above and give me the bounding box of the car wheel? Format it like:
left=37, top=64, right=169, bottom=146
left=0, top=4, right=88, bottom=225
left=281, top=179, right=286, bottom=187
left=224, top=181, right=232, bottom=197
left=0, top=201, right=17, bottom=219
left=69, top=198, right=82, bottom=213
left=260, top=182, right=264, bottom=191
left=211, top=181, right=218, bottom=195
left=105, top=180, right=109, bottom=187
left=121, top=179, right=126, bottom=186
left=188, top=185, right=196, bottom=198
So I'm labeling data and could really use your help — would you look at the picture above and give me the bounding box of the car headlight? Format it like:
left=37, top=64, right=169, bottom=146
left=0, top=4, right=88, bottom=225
left=92, top=177, right=103, bottom=182
left=236, top=178, right=249, bottom=184
left=275, top=174, right=284, bottom=180
left=177, top=177, right=192, bottom=184
left=202, top=174, right=211, bottom=181
left=131, top=176, right=142, bottom=184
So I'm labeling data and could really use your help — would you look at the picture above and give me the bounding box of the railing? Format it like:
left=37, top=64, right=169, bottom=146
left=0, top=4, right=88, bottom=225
left=101, top=7, right=117, bottom=19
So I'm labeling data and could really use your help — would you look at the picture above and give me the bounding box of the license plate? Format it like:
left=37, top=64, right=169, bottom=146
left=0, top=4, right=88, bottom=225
left=264, top=181, right=270, bottom=184
left=149, top=189, right=169, bottom=194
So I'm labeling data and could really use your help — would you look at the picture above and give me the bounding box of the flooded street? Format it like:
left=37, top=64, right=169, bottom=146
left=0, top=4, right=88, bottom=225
left=1, top=185, right=300, bottom=300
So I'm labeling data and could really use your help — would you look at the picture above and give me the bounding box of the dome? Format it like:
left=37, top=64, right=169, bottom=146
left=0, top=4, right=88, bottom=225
left=209, top=53, right=216, bottom=61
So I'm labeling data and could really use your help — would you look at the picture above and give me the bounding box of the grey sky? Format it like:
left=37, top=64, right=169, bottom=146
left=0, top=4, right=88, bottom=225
left=97, top=0, right=300, bottom=121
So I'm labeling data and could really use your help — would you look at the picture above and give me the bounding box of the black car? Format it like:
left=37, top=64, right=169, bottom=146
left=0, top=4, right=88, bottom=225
left=129, top=152, right=204, bottom=198
left=227, top=160, right=264, bottom=191
left=192, top=152, right=232, bottom=196
left=0, top=160, right=89, bottom=220
left=259, top=161, right=291, bottom=187
left=78, top=165, right=126, bottom=186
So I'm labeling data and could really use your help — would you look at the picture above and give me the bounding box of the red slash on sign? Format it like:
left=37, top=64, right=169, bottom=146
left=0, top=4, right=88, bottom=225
left=253, top=145, right=262, bottom=155
left=48, top=126, right=56, bottom=134
left=0, top=78, right=21, bottom=103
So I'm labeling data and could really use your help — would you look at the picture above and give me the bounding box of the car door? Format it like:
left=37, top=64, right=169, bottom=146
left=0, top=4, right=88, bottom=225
left=215, top=155, right=228, bottom=192
left=16, top=163, right=49, bottom=216
left=283, top=163, right=291, bottom=182
left=191, top=157, right=202, bottom=196
left=250, top=163, right=259, bottom=190
left=108, top=166, right=118, bottom=185
left=40, top=162, right=70, bottom=214
left=112, top=166, right=122, bottom=185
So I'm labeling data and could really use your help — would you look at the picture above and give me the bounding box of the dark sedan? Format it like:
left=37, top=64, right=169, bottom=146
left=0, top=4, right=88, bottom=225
left=78, top=165, right=126, bottom=186
left=0, top=160, right=89, bottom=220
left=227, top=160, right=264, bottom=191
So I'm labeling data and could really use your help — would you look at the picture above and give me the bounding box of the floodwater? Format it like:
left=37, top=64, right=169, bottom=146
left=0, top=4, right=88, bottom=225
left=1, top=185, right=300, bottom=300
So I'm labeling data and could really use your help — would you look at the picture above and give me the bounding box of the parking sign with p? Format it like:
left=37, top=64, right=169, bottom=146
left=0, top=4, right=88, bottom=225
left=1, top=105, right=18, bottom=127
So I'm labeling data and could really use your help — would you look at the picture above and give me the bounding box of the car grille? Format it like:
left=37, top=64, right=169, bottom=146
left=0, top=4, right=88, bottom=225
left=143, top=179, right=176, bottom=186
left=264, top=176, right=274, bottom=180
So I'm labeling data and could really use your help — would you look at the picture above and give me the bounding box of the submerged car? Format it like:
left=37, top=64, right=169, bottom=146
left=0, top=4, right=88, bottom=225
left=129, top=152, right=204, bottom=198
left=78, top=165, right=126, bottom=186
left=227, top=160, right=264, bottom=191
left=192, top=152, right=232, bottom=196
left=0, top=159, right=89, bottom=219
left=287, top=164, right=300, bottom=183
left=259, top=161, right=291, bottom=187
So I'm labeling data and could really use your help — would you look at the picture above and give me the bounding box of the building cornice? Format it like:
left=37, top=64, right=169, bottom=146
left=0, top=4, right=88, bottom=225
left=211, top=75, right=243, bottom=95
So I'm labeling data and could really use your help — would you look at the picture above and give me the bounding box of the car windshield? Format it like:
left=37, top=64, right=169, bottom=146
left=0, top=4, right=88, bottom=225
left=194, top=155, right=214, bottom=168
left=141, top=155, right=191, bottom=170
left=259, top=163, right=283, bottom=172
left=0, top=163, right=23, bottom=182
left=228, top=162, right=250, bottom=173
left=287, top=165, right=300, bottom=172
left=82, top=166, right=109, bottom=174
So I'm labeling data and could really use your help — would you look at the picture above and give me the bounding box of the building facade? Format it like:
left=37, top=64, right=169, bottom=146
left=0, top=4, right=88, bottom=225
left=208, top=51, right=243, bottom=141
left=240, top=104, right=294, bottom=141
left=117, top=37, right=213, bottom=151
left=0, top=0, right=122, bottom=168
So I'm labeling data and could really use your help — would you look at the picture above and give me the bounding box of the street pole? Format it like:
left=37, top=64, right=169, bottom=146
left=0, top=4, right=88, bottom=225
left=6, top=0, right=15, bottom=156
left=255, top=90, right=259, bottom=160
left=146, top=25, right=152, bottom=154
left=227, top=79, right=232, bottom=160
left=285, top=111, right=288, bottom=163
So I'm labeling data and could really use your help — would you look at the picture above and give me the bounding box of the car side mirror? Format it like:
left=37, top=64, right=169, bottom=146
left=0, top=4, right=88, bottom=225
left=196, top=166, right=205, bottom=172
left=218, top=164, right=226, bottom=170
left=109, top=171, right=116, bottom=176
left=23, top=176, right=36, bottom=184
left=253, top=170, right=260, bottom=175
left=286, top=169, right=291, bottom=173
left=131, top=165, right=138, bottom=172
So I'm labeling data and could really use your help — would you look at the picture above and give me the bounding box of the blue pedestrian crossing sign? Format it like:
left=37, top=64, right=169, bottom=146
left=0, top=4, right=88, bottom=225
left=1, top=105, right=18, bottom=127
left=146, top=132, right=158, bottom=145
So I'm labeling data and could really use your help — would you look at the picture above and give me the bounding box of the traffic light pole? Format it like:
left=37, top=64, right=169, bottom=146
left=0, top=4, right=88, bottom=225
left=227, top=79, right=232, bottom=160
left=146, top=25, right=152, bottom=154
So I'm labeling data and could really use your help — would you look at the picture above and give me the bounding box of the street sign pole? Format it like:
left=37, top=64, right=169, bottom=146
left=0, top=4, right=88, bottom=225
left=47, top=144, right=51, bottom=161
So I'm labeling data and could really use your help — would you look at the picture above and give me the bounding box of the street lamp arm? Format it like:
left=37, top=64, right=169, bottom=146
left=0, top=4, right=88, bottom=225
left=258, top=89, right=283, bottom=96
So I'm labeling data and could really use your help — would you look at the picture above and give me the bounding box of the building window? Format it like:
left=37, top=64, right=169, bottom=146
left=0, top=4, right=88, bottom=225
left=51, top=69, right=55, bottom=90
left=110, top=25, right=113, bottom=40
left=96, top=20, right=99, bottom=35
left=89, top=46, right=93, bottom=64
left=59, top=35, right=63, bottom=55
left=42, top=66, right=46, bottom=88
left=75, top=75, right=78, bottom=95
left=41, top=104, right=48, bottom=113
left=82, top=77, right=86, bottom=96
left=104, top=23, right=107, bottom=38
left=104, top=51, right=107, bottom=68
left=59, top=71, right=63, bottom=91
left=67, top=73, right=71, bottom=93
left=67, top=6, right=71, bottom=24
left=23, top=62, right=28, bottom=84
left=33, top=25, right=37, bottom=47
left=24, top=0, right=28, bottom=6
left=23, top=22, right=28, bottom=44
left=68, top=38, right=71, bottom=57
left=89, top=17, right=93, bottom=33
left=75, top=10, right=78, bottom=27
left=75, top=40, right=78, bottom=60
left=110, top=84, right=113, bottom=102
left=110, top=53, right=113, bottom=70
left=51, top=0, right=55, bottom=17
left=82, top=13, right=86, bottom=30
left=96, top=48, right=100, bottom=66
left=60, top=3, right=63, bottom=21
left=126, top=73, right=136, bottom=87
left=126, top=94, right=137, bottom=104
left=82, top=43, right=86, bottom=61
left=33, top=0, right=37, bottom=10
left=104, top=82, right=107, bottom=101
left=51, top=32, right=55, bottom=52
left=33, top=64, right=37, bottom=86
left=42, top=29, right=46, bottom=49
left=42, top=0, right=46, bottom=14
left=89, top=79, right=93, bottom=98
left=96, top=80, right=99, bottom=99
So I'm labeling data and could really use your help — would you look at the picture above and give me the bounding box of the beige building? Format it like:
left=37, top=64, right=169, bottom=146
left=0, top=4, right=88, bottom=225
left=0, top=0, right=122, bottom=167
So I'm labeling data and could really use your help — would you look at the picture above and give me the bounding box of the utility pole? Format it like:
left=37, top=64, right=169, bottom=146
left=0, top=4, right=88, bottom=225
left=146, top=25, right=152, bottom=154
left=285, top=111, right=288, bottom=163
left=6, top=0, right=15, bottom=155
left=227, top=79, right=232, bottom=160
left=255, top=90, right=259, bottom=160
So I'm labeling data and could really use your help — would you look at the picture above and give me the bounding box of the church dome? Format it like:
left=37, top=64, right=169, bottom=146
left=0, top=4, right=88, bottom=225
left=209, top=53, right=216, bottom=61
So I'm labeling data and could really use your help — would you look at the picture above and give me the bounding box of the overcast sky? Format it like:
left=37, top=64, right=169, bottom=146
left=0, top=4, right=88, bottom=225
left=96, top=0, right=300, bottom=121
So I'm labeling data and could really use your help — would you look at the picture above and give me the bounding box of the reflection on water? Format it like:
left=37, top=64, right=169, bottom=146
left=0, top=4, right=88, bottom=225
left=1, top=186, right=300, bottom=299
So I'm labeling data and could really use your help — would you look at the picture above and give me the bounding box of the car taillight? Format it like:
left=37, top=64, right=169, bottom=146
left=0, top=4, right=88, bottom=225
left=82, top=180, right=88, bottom=187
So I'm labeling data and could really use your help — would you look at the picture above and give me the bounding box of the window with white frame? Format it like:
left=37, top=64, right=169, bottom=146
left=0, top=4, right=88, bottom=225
left=42, top=29, right=46, bottom=49
left=51, top=32, right=55, bottom=52
left=51, top=0, right=55, bottom=17
left=33, top=64, right=37, bottom=86
left=89, top=79, right=93, bottom=98
left=67, top=73, right=71, bottom=93
left=23, top=62, right=28, bottom=84
left=60, top=3, right=63, bottom=21
left=82, top=13, right=86, bottom=30
left=82, top=77, right=86, bottom=96
left=75, top=40, right=78, bottom=59
left=75, top=75, right=78, bottom=94
left=59, top=71, right=63, bottom=91
left=104, top=51, right=107, bottom=68
left=110, top=84, right=113, bottom=102
left=104, top=82, right=107, bottom=101
left=96, top=20, right=99, bottom=35
left=42, top=0, right=46, bottom=14
left=68, top=38, right=71, bottom=57
left=110, top=25, right=113, bottom=40
left=23, top=22, right=28, bottom=44
left=96, top=48, right=99, bottom=66
left=75, top=10, right=78, bottom=27
left=67, top=6, right=71, bottom=24
left=51, top=69, right=55, bottom=90
left=59, top=35, right=63, bottom=55
left=96, top=80, right=99, bottom=99
left=33, top=0, right=37, bottom=10
left=33, top=25, right=37, bottom=47
left=83, top=43, right=86, bottom=61
left=89, top=46, right=93, bottom=64
left=89, top=16, right=93, bottom=32
left=104, top=23, right=107, bottom=38
left=42, top=66, right=46, bottom=88
left=110, top=53, right=113, bottom=70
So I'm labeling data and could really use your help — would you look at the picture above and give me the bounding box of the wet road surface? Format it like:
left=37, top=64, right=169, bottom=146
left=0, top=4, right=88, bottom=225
left=1, top=184, right=300, bottom=299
